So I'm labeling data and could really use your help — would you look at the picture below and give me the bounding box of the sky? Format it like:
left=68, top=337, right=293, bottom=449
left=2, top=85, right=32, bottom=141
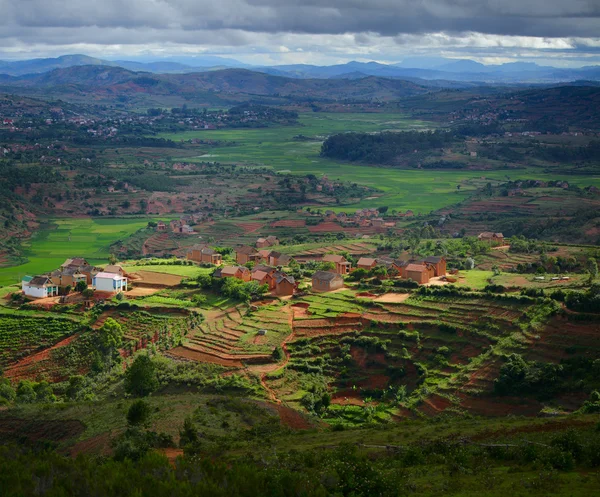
left=1, top=0, right=600, bottom=67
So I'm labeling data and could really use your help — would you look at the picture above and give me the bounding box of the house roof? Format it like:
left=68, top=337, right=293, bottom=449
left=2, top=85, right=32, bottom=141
left=252, top=270, right=270, bottom=281
left=265, top=236, right=278, bottom=242
left=269, top=251, right=282, bottom=258
left=221, top=266, right=241, bottom=276
left=103, top=265, right=123, bottom=274
left=29, top=276, right=51, bottom=286
left=253, top=265, right=276, bottom=274
left=95, top=272, right=125, bottom=280
left=357, top=257, right=377, bottom=266
left=276, top=274, right=295, bottom=285
left=236, top=245, right=258, bottom=255
left=405, top=264, right=428, bottom=273
left=312, top=270, right=343, bottom=282
left=62, top=257, right=89, bottom=267
left=323, top=254, right=347, bottom=264
left=22, top=275, right=33, bottom=283
left=423, top=256, right=444, bottom=264
left=258, top=249, right=272, bottom=258
left=201, top=248, right=218, bottom=255
left=276, top=254, right=292, bottom=265
left=478, top=232, right=504, bottom=239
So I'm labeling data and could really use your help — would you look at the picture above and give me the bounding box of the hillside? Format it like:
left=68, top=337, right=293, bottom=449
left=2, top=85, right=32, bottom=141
left=0, top=66, right=431, bottom=104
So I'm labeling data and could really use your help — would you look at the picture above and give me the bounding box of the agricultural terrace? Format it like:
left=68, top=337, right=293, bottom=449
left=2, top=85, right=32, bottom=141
left=0, top=217, right=169, bottom=286
left=163, top=112, right=600, bottom=213
left=168, top=301, right=291, bottom=367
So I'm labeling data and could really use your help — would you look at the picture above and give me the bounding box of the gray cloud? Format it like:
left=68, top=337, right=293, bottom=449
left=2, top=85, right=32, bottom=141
left=0, top=0, right=599, bottom=65
left=2, top=0, right=600, bottom=37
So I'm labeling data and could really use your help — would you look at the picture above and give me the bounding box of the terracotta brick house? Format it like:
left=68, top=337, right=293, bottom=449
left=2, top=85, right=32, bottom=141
left=323, top=254, right=352, bottom=275
left=356, top=257, right=377, bottom=271
left=312, top=271, right=344, bottom=292
left=478, top=232, right=504, bottom=246
left=275, top=273, right=296, bottom=296
left=268, top=251, right=292, bottom=267
left=220, top=265, right=251, bottom=282
left=156, top=221, right=167, bottom=231
left=251, top=270, right=276, bottom=290
left=256, top=236, right=279, bottom=248
left=187, top=245, right=223, bottom=265
left=421, top=256, right=446, bottom=277
left=235, top=246, right=261, bottom=265
left=404, top=263, right=431, bottom=285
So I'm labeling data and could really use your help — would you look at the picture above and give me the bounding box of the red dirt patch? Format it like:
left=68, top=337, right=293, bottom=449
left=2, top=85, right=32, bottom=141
left=419, top=394, right=453, bottom=416
left=0, top=418, right=85, bottom=445
left=70, top=431, right=114, bottom=457
left=4, top=334, right=81, bottom=383
left=307, top=222, right=344, bottom=233
left=274, top=404, right=312, bottom=430
left=270, top=219, right=306, bottom=228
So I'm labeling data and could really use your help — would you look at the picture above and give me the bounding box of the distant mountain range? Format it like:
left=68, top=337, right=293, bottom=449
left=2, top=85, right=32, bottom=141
left=0, top=65, right=430, bottom=103
left=1, top=54, right=600, bottom=84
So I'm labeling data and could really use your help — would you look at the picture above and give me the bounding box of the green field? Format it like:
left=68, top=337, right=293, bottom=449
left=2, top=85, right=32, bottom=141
left=0, top=217, right=164, bottom=286
left=162, top=112, right=600, bottom=212
left=122, top=263, right=213, bottom=278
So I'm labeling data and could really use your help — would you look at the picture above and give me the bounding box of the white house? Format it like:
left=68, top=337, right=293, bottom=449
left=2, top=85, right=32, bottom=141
left=93, top=272, right=128, bottom=293
left=22, top=275, right=59, bottom=299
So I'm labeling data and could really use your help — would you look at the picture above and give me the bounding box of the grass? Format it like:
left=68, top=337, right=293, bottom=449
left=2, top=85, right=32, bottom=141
left=0, top=217, right=167, bottom=286
left=122, top=263, right=213, bottom=278
left=455, top=270, right=494, bottom=290
left=161, top=112, right=600, bottom=213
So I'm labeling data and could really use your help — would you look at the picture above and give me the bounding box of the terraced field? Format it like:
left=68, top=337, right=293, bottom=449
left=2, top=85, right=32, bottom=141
left=170, top=302, right=292, bottom=367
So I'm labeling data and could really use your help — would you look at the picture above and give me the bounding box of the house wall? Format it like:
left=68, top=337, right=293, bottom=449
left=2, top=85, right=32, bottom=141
left=276, top=280, right=294, bottom=296
left=95, top=277, right=127, bottom=293
left=187, top=249, right=202, bottom=263
left=22, top=284, right=47, bottom=298
left=406, top=270, right=429, bottom=285
left=312, top=277, right=343, bottom=292
left=236, top=253, right=249, bottom=264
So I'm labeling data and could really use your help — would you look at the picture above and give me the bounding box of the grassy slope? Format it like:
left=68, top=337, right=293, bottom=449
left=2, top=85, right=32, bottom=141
left=0, top=217, right=166, bottom=286
left=160, top=113, right=600, bottom=213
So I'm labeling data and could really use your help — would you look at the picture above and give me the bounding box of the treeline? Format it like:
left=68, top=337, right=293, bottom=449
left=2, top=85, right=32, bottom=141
left=320, top=130, right=454, bottom=164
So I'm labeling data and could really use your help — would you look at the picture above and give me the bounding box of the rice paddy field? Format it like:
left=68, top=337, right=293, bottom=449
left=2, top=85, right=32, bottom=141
left=161, top=112, right=600, bottom=213
left=0, top=217, right=165, bottom=286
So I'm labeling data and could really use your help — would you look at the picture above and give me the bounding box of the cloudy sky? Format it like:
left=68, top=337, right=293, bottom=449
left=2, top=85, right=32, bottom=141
left=1, top=0, right=600, bottom=66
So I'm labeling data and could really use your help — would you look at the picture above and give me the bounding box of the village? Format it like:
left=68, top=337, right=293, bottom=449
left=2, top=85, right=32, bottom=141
left=19, top=230, right=505, bottom=302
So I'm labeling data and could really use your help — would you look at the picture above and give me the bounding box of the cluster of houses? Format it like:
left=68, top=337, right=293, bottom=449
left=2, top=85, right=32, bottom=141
left=320, top=209, right=412, bottom=230
left=213, top=264, right=297, bottom=296
left=477, top=232, right=504, bottom=246
left=156, top=215, right=208, bottom=235
left=21, top=258, right=128, bottom=299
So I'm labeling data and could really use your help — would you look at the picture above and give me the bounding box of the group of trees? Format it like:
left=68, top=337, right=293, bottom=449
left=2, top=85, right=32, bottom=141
left=320, top=130, right=455, bottom=164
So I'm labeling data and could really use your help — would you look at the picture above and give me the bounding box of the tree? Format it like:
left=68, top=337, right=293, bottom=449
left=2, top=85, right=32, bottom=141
left=16, top=380, right=37, bottom=403
left=465, top=257, right=475, bottom=270
left=124, top=354, right=158, bottom=397
left=586, top=257, right=598, bottom=284
left=75, top=280, right=87, bottom=292
left=127, top=399, right=153, bottom=426
left=99, top=318, right=124, bottom=350
left=377, top=206, right=389, bottom=214
left=82, top=288, right=95, bottom=298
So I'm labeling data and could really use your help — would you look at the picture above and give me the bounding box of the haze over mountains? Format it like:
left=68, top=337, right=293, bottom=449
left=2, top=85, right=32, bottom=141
left=1, top=54, right=600, bottom=84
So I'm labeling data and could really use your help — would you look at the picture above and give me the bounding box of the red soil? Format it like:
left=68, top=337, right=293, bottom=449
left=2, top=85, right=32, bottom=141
left=274, top=404, right=312, bottom=430
left=270, top=219, right=306, bottom=228
left=419, top=394, right=453, bottom=416
left=167, top=346, right=244, bottom=368
left=4, top=334, right=81, bottom=382
left=0, top=418, right=85, bottom=445
left=70, top=431, right=114, bottom=457
left=307, top=222, right=344, bottom=233
left=458, top=393, right=542, bottom=417
left=234, top=222, right=265, bottom=233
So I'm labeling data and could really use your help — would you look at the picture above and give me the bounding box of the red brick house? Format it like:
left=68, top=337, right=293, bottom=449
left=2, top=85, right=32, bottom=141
left=420, top=256, right=447, bottom=277
left=220, top=266, right=251, bottom=282
left=268, top=251, right=292, bottom=267
left=275, top=274, right=296, bottom=296
left=235, top=246, right=260, bottom=265
left=356, top=257, right=377, bottom=271
left=404, top=264, right=431, bottom=285
left=156, top=221, right=167, bottom=231
left=187, top=245, right=222, bottom=265
left=478, top=232, right=504, bottom=246
left=256, top=236, right=279, bottom=248
left=251, top=270, right=276, bottom=290
left=312, top=271, right=344, bottom=292
left=323, top=254, right=352, bottom=275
